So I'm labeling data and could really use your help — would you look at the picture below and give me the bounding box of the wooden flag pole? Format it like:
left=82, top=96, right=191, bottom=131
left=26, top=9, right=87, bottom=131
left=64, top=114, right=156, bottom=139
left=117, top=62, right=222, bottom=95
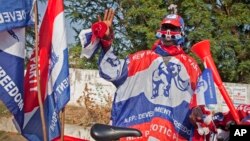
left=34, top=1, right=48, bottom=141
left=60, top=107, right=65, bottom=141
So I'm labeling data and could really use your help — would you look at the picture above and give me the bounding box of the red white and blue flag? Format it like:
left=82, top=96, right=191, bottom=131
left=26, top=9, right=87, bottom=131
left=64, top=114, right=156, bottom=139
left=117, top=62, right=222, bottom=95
left=79, top=28, right=100, bottom=59
left=0, top=0, right=33, bottom=133
left=23, top=0, right=70, bottom=140
left=90, top=45, right=202, bottom=140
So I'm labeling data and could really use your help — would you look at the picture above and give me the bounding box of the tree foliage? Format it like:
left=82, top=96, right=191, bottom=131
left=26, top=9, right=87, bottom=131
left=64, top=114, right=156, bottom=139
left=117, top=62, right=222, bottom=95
left=179, top=0, right=250, bottom=83
left=29, top=0, right=249, bottom=83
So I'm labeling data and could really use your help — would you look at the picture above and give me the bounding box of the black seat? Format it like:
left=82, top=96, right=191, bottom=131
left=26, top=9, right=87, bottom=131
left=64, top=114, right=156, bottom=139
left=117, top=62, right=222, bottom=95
left=90, top=123, right=142, bottom=141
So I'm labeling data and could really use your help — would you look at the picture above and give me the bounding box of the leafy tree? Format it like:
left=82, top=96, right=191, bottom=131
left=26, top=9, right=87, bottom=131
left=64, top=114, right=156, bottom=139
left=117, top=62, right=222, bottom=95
left=65, top=0, right=120, bottom=69
left=68, top=43, right=100, bottom=69
left=26, top=0, right=249, bottom=83
left=65, top=0, right=170, bottom=68
left=180, top=0, right=250, bottom=83
left=25, top=26, right=35, bottom=64
left=25, top=0, right=47, bottom=65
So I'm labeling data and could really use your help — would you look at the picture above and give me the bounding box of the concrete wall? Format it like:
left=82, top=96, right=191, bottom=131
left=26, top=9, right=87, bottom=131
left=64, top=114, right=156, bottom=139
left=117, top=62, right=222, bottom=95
left=0, top=69, right=249, bottom=140
left=68, top=69, right=250, bottom=112
left=68, top=68, right=116, bottom=107
left=214, top=82, right=250, bottom=112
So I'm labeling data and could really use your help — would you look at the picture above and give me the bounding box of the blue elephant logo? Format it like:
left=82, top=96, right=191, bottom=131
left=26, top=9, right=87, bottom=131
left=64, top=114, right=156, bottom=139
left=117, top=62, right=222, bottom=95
left=151, top=62, right=190, bottom=99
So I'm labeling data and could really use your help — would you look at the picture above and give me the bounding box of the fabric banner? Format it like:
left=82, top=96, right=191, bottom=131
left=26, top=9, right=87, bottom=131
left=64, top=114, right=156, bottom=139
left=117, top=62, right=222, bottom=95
left=195, top=69, right=217, bottom=106
left=0, top=27, right=25, bottom=131
left=23, top=0, right=70, bottom=140
left=79, top=28, right=100, bottom=59
left=99, top=49, right=202, bottom=140
left=0, top=0, right=34, bottom=31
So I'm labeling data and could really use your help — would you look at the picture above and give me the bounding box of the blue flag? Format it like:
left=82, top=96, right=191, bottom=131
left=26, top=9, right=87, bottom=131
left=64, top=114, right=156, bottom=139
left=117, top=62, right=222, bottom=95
left=0, top=28, right=25, bottom=131
left=0, top=0, right=33, bottom=132
left=0, top=0, right=34, bottom=31
left=195, top=69, right=217, bottom=106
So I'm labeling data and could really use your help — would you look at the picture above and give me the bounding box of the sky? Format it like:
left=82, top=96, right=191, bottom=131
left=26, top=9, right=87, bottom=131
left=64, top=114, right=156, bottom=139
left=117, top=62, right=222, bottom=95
left=38, top=1, right=77, bottom=45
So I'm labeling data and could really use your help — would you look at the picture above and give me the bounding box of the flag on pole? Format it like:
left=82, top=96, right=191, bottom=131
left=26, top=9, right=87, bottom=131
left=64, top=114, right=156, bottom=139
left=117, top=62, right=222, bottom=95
left=0, top=0, right=34, bottom=31
left=23, top=0, right=70, bottom=140
left=195, top=69, right=217, bottom=106
left=0, top=0, right=34, bottom=133
left=0, top=28, right=25, bottom=132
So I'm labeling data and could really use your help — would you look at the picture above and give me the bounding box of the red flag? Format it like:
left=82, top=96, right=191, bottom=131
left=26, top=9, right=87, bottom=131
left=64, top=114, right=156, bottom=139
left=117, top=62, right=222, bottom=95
left=23, top=0, right=70, bottom=140
left=53, top=135, right=89, bottom=141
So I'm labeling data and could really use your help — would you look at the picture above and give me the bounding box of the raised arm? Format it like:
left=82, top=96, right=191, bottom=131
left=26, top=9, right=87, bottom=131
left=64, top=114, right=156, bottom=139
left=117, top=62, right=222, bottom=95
left=92, top=9, right=115, bottom=51
left=93, top=9, right=128, bottom=86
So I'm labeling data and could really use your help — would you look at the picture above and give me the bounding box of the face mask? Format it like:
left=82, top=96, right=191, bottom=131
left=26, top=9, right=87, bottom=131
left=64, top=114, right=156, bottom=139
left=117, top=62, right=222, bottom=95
left=156, top=30, right=182, bottom=41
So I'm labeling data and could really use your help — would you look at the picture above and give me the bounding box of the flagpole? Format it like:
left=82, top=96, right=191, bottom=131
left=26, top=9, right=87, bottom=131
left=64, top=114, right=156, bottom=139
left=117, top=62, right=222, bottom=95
left=34, top=1, right=48, bottom=141
left=60, top=107, right=65, bottom=141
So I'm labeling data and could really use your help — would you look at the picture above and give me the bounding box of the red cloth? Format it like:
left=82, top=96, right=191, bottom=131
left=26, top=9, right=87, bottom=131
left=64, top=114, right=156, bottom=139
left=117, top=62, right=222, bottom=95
left=151, top=39, right=185, bottom=56
left=101, top=38, right=113, bottom=50
left=91, top=21, right=108, bottom=38
left=192, top=130, right=210, bottom=141
left=190, top=106, right=217, bottom=141
left=53, top=135, right=89, bottom=141
left=213, top=104, right=250, bottom=131
left=237, top=104, right=250, bottom=122
left=91, top=21, right=114, bottom=51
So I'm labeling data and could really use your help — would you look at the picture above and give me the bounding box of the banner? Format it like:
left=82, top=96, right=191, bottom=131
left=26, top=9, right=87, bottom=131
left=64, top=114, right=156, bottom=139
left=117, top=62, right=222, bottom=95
left=195, top=69, right=217, bottom=106
left=79, top=28, right=100, bottom=59
left=0, top=27, right=25, bottom=131
left=23, top=0, right=70, bottom=140
left=0, top=0, right=34, bottom=31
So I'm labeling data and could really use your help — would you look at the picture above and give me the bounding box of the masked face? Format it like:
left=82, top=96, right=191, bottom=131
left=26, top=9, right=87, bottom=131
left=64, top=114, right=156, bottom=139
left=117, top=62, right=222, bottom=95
left=156, top=24, right=182, bottom=46
left=161, top=24, right=181, bottom=32
left=162, top=39, right=175, bottom=46
left=156, top=14, right=185, bottom=46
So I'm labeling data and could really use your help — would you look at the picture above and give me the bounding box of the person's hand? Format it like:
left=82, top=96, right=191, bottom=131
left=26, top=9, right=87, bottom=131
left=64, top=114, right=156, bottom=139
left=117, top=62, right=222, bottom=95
left=91, top=9, right=115, bottom=50
left=189, top=106, right=204, bottom=127
left=91, top=9, right=115, bottom=39
left=98, top=9, right=115, bottom=37
left=192, top=106, right=203, bottom=120
left=98, top=9, right=115, bottom=36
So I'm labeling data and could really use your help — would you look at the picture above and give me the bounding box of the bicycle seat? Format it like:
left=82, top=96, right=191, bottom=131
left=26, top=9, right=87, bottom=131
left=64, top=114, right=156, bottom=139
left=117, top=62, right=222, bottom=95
left=90, top=123, right=142, bottom=141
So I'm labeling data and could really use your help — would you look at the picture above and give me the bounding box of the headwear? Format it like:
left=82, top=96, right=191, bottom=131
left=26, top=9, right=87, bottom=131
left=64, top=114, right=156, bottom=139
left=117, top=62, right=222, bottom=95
left=155, top=14, right=185, bottom=46
left=161, top=14, right=184, bottom=27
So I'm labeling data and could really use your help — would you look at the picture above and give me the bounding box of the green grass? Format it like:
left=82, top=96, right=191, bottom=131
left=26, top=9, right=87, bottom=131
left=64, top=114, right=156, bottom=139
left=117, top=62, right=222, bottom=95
left=0, top=101, right=12, bottom=118
left=0, top=131, right=27, bottom=141
left=0, top=131, right=8, bottom=140
left=0, top=131, right=4, bottom=136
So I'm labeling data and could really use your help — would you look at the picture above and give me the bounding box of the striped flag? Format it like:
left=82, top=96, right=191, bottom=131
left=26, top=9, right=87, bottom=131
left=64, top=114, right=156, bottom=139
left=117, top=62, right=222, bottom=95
left=195, top=69, right=217, bottom=106
left=23, top=0, right=70, bottom=140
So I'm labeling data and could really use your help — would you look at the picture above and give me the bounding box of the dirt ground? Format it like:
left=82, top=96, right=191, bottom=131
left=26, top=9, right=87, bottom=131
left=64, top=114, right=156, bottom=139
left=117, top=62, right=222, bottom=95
left=0, top=131, right=27, bottom=141
left=0, top=100, right=111, bottom=140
